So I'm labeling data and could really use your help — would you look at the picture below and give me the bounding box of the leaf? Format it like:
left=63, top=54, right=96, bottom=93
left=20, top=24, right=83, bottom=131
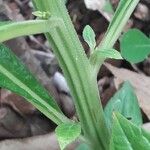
left=104, top=81, right=142, bottom=130
left=121, top=29, right=150, bottom=63
left=63, top=0, right=67, bottom=4
left=55, top=122, right=81, bottom=150
left=90, top=48, right=122, bottom=66
left=0, top=44, right=65, bottom=124
left=89, top=48, right=122, bottom=75
left=83, top=25, right=96, bottom=50
left=110, top=112, right=150, bottom=150
left=105, top=63, right=150, bottom=120
left=0, top=21, right=13, bottom=26
left=76, top=143, right=91, bottom=150
left=0, top=132, right=60, bottom=150
left=103, top=0, right=114, bottom=14
left=95, top=48, right=122, bottom=59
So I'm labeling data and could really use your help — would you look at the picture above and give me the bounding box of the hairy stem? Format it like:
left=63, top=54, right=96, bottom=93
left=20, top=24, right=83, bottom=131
left=33, top=0, right=109, bottom=149
left=98, top=0, right=140, bottom=49
left=92, top=0, right=140, bottom=75
left=0, top=18, right=60, bottom=42
left=0, top=0, right=140, bottom=149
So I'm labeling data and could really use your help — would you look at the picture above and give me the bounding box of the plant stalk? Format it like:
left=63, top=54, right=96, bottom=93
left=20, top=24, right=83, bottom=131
left=0, top=0, right=140, bottom=149
left=0, top=10, right=109, bottom=149
left=0, top=19, right=60, bottom=42
left=33, top=0, right=110, bottom=149
left=98, top=0, right=140, bottom=49
left=92, top=0, right=140, bottom=75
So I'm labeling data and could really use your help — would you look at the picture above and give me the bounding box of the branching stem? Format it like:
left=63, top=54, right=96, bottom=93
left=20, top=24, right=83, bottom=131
left=0, top=0, right=140, bottom=149
left=0, top=18, right=60, bottom=42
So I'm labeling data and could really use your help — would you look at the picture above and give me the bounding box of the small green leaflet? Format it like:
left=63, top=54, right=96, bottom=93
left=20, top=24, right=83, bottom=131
left=0, top=21, right=13, bottom=26
left=104, top=81, right=142, bottom=130
left=110, top=112, right=150, bottom=150
left=103, top=0, right=114, bottom=14
left=121, top=29, right=150, bottom=63
left=76, top=143, right=91, bottom=150
left=90, top=48, right=122, bottom=65
left=83, top=25, right=96, bottom=51
left=63, top=0, right=67, bottom=4
left=94, top=48, right=122, bottom=59
left=55, top=122, right=81, bottom=150
left=0, top=44, right=64, bottom=124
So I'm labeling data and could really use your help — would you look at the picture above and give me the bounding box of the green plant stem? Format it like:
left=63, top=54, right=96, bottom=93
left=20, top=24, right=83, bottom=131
left=99, top=0, right=139, bottom=49
left=0, top=18, right=60, bottom=43
left=33, top=0, right=110, bottom=149
left=0, top=14, right=109, bottom=149
left=0, top=19, right=70, bottom=125
left=0, top=0, right=140, bottom=148
left=92, top=0, right=140, bottom=75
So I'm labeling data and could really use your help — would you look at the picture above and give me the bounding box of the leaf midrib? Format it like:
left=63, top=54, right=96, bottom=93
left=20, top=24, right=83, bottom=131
left=0, top=63, right=66, bottom=123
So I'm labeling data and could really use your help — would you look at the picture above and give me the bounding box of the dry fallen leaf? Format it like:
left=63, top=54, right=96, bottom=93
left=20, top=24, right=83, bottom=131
left=0, top=89, right=36, bottom=114
left=0, top=105, right=31, bottom=139
left=59, top=93, right=75, bottom=118
left=105, top=63, right=150, bottom=119
left=0, top=132, right=79, bottom=150
left=83, top=0, right=113, bottom=21
left=0, top=133, right=58, bottom=150
left=143, top=123, right=150, bottom=132
left=134, top=3, right=150, bottom=22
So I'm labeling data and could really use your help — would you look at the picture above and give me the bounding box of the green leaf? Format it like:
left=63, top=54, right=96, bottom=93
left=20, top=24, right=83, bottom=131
left=0, top=44, right=68, bottom=125
left=90, top=48, right=122, bottom=66
left=94, top=48, right=122, bottom=60
left=83, top=25, right=96, bottom=50
left=104, top=81, right=142, bottom=130
left=103, top=0, right=114, bottom=14
left=0, top=21, right=13, bottom=26
left=63, top=0, right=67, bottom=4
left=55, top=122, right=81, bottom=150
left=121, top=29, right=150, bottom=63
left=90, top=48, right=122, bottom=76
left=110, top=112, right=150, bottom=150
left=76, top=143, right=91, bottom=150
